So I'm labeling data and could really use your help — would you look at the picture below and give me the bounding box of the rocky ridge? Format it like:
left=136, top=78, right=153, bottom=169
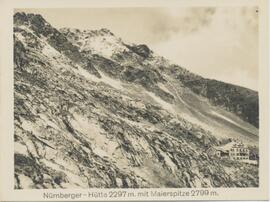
left=14, top=12, right=259, bottom=189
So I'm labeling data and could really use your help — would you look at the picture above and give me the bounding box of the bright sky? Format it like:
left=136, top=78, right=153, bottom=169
left=16, top=7, right=258, bottom=90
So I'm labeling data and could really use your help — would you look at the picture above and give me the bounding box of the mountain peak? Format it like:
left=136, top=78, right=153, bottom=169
left=60, top=27, right=127, bottom=58
left=125, top=44, right=153, bottom=58
left=60, top=27, right=114, bottom=37
left=14, top=12, right=28, bottom=24
left=99, top=28, right=114, bottom=35
left=14, top=12, right=48, bottom=27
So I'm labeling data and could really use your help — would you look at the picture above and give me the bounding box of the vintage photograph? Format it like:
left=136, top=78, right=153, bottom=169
left=14, top=7, right=259, bottom=189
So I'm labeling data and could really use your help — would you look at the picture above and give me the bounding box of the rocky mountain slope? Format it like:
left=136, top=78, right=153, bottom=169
left=14, top=12, right=259, bottom=189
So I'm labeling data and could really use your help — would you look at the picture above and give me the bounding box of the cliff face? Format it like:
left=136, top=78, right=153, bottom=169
left=173, top=68, right=259, bottom=128
left=14, top=12, right=259, bottom=189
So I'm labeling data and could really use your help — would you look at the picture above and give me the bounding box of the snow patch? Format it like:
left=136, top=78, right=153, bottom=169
left=17, top=174, right=33, bottom=188
left=21, top=120, right=35, bottom=133
left=75, top=67, right=100, bottom=82
left=74, top=66, right=123, bottom=90
left=146, top=91, right=176, bottom=115
left=42, top=43, right=61, bottom=58
left=99, top=72, right=123, bottom=90
left=14, top=142, right=28, bottom=156
left=79, top=34, right=128, bottom=58
left=14, top=32, right=26, bottom=46
left=158, top=83, right=171, bottom=94
left=211, top=111, right=242, bottom=127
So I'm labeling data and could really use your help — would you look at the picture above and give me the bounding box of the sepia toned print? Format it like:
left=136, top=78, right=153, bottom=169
left=13, top=7, right=259, bottom=189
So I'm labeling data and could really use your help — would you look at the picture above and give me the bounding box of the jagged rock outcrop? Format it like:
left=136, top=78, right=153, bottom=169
left=125, top=44, right=153, bottom=59
left=14, top=12, right=259, bottom=189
